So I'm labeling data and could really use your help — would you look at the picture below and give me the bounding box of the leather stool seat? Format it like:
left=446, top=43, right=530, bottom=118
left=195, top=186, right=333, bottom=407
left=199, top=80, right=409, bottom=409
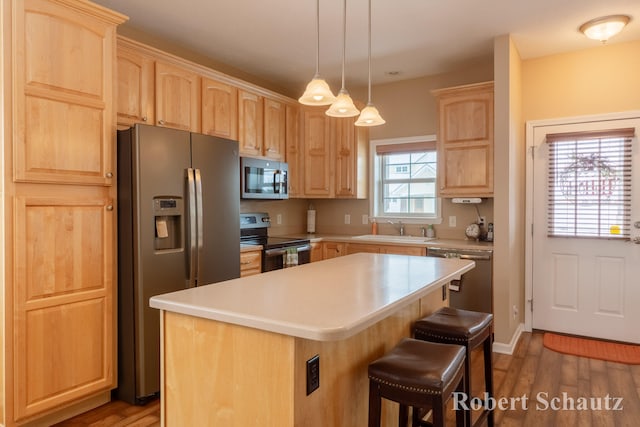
left=368, top=337, right=466, bottom=427
left=413, top=307, right=494, bottom=427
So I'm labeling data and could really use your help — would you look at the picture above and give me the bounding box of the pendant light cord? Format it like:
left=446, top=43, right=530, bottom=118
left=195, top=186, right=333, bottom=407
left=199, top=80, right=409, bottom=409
left=340, top=0, right=347, bottom=91
left=367, top=0, right=372, bottom=104
left=315, top=0, right=320, bottom=76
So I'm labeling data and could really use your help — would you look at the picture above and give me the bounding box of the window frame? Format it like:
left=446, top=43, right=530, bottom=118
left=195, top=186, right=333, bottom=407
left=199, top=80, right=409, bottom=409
left=369, top=135, right=442, bottom=224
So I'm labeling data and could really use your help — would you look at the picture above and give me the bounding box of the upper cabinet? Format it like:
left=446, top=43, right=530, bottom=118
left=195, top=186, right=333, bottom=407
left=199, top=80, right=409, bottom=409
left=238, top=90, right=287, bottom=160
left=432, top=81, right=494, bottom=197
left=155, top=61, right=200, bottom=132
left=116, top=45, right=154, bottom=128
left=297, top=107, right=368, bottom=199
left=285, top=104, right=302, bottom=197
left=263, top=97, right=286, bottom=160
left=12, top=0, right=124, bottom=186
left=201, top=77, right=238, bottom=140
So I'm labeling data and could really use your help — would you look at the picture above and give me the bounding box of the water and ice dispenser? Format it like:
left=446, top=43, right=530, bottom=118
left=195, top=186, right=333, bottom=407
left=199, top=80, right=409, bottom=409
left=153, top=197, right=183, bottom=251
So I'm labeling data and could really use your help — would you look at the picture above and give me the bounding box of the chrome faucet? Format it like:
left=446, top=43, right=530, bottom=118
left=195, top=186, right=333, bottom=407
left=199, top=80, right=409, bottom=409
left=387, top=220, right=405, bottom=236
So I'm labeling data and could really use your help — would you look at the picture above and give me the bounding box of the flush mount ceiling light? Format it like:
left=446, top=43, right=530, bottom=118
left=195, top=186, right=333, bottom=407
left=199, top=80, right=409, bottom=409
left=579, top=14, right=631, bottom=42
left=298, top=0, right=336, bottom=106
left=326, top=0, right=360, bottom=118
left=355, top=0, right=385, bottom=127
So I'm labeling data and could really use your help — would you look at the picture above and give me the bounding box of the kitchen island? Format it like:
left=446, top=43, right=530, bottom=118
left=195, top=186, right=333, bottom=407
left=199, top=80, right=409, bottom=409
left=150, top=253, right=474, bottom=426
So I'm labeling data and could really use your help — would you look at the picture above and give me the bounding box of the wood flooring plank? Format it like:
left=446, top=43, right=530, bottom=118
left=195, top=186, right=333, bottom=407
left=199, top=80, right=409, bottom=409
left=522, top=346, right=562, bottom=427
left=607, top=365, right=640, bottom=427
left=590, top=368, right=616, bottom=426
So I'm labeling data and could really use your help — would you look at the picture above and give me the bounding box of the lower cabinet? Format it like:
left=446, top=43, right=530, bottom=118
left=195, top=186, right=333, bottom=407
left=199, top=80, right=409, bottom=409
left=322, top=242, right=345, bottom=259
left=310, top=242, right=323, bottom=262
left=240, top=250, right=262, bottom=277
left=347, top=243, right=426, bottom=256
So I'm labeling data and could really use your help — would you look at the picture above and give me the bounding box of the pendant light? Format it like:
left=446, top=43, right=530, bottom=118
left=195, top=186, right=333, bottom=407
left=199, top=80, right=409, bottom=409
left=326, top=0, right=360, bottom=117
left=355, top=0, right=385, bottom=126
left=298, top=0, right=336, bottom=106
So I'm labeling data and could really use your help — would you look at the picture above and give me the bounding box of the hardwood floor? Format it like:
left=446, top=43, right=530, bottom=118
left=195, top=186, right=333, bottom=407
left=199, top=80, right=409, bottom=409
left=54, top=332, right=640, bottom=426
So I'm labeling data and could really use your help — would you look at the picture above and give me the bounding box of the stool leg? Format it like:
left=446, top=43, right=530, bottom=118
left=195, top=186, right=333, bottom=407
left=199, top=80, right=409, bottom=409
left=484, top=336, right=495, bottom=427
left=368, top=380, right=382, bottom=427
left=431, top=396, right=444, bottom=427
left=455, top=372, right=466, bottom=427
left=463, top=345, right=472, bottom=427
left=398, top=404, right=408, bottom=426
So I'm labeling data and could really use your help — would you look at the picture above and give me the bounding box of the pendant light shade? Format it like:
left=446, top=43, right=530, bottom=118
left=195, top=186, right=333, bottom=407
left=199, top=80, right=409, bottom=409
left=326, top=0, right=359, bottom=118
left=299, top=0, right=336, bottom=106
left=355, top=0, right=385, bottom=126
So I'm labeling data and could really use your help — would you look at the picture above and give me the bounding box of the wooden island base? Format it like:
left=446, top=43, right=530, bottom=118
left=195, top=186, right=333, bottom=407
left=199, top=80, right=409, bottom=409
left=160, top=291, right=446, bottom=426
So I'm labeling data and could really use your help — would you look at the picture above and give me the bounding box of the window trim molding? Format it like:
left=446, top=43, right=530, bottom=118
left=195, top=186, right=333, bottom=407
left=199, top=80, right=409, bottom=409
left=369, top=134, right=442, bottom=224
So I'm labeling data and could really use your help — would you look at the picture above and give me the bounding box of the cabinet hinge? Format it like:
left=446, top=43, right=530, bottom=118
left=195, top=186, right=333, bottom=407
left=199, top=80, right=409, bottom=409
left=529, top=146, right=535, bottom=159
left=528, top=299, right=533, bottom=311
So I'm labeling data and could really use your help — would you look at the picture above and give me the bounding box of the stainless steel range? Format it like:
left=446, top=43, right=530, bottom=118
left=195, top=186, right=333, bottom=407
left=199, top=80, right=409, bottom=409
left=240, top=212, right=311, bottom=272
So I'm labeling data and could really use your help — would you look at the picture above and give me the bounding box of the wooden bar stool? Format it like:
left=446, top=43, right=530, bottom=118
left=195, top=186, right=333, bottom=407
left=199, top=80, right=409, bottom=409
left=413, top=307, right=494, bottom=427
left=368, top=337, right=467, bottom=427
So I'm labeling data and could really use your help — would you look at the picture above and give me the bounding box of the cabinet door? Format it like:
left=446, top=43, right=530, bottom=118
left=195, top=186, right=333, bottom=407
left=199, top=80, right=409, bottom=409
left=201, top=77, right=238, bottom=140
left=240, top=251, right=262, bottom=277
left=310, top=242, right=323, bottom=262
left=285, top=104, right=303, bottom=197
left=12, top=0, right=121, bottom=186
left=303, top=108, right=333, bottom=197
left=155, top=61, right=200, bottom=132
left=322, top=242, right=344, bottom=259
left=13, top=193, right=115, bottom=420
left=379, top=245, right=426, bottom=256
left=333, top=117, right=368, bottom=199
left=346, top=243, right=381, bottom=255
left=238, top=89, right=264, bottom=156
left=263, top=98, right=286, bottom=160
left=435, top=82, right=494, bottom=197
left=116, top=46, right=154, bottom=128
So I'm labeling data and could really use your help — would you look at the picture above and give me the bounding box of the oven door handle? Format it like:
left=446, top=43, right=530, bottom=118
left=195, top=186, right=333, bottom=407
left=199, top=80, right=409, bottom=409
left=264, top=244, right=311, bottom=257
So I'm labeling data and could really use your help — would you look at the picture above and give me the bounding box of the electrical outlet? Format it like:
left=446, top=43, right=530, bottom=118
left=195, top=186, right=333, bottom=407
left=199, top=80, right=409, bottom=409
left=306, top=355, right=320, bottom=395
left=362, top=214, right=369, bottom=225
left=448, top=216, right=456, bottom=227
left=344, top=214, right=351, bottom=225
left=478, top=216, right=486, bottom=227
left=276, top=214, right=282, bottom=225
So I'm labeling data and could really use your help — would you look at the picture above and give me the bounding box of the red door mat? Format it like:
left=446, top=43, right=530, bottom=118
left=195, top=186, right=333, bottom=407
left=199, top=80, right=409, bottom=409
left=543, top=333, right=640, bottom=364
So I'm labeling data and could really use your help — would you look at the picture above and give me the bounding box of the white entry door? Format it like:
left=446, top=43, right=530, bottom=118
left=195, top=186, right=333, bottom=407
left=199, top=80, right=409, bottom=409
left=531, top=115, right=640, bottom=343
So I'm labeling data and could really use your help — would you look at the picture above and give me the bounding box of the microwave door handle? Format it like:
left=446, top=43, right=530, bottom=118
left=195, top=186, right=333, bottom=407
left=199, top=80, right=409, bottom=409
left=186, top=168, right=197, bottom=288
left=194, top=168, right=204, bottom=285
left=273, top=170, right=281, bottom=194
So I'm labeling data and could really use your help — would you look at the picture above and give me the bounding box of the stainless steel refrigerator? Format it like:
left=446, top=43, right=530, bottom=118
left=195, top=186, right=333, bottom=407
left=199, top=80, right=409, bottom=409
left=115, top=124, right=240, bottom=404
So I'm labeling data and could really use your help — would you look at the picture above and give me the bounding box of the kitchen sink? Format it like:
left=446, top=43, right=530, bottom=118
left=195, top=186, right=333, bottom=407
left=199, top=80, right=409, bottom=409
left=352, top=234, right=436, bottom=243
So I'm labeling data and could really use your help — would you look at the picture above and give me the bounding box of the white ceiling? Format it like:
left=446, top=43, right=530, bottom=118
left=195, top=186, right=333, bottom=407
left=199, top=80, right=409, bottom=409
left=94, top=0, right=640, bottom=96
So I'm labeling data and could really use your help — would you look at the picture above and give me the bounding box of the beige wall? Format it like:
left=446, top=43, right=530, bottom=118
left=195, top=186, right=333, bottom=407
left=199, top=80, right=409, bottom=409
left=493, top=36, right=525, bottom=345
left=522, top=39, right=640, bottom=121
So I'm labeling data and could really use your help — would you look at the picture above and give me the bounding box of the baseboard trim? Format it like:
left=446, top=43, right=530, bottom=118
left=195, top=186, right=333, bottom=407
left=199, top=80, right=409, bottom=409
left=493, top=323, right=524, bottom=355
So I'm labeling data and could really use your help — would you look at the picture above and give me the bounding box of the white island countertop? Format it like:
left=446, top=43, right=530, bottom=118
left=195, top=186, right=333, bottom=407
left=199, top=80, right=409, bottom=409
left=150, top=253, right=474, bottom=341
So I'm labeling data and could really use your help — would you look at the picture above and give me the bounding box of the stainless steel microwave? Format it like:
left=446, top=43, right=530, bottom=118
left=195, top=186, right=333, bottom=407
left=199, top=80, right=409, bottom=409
left=240, top=157, right=288, bottom=200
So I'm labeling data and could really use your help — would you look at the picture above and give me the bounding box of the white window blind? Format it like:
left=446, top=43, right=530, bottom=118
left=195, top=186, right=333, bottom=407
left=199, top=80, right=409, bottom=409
left=547, top=128, right=633, bottom=239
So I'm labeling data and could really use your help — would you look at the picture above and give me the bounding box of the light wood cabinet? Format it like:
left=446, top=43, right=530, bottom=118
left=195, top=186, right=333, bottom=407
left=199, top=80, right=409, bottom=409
left=155, top=61, right=200, bottom=132
left=322, top=242, right=345, bottom=259
left=5, top=0, right=126, bottom=423
left=302, top=107, right=333, bottom=197
left=201, top=77, right=238, bottom=140
left=263, top=97, right=286, bottom=160
left=238, top=89, right=264, bottom=156
left=240, top=250, right=262, bottom=277
left=333, top=117, right=368, bottom=199
left=309, top=242, right=323, bottom=262
left=432, top=81, right=494, bottom=197
left=346, top=243, right=426, bottom=256
left=285, top=104, right=303, bottom=197
left=299, top=107, right=368, bottom=199
left=116, top=45, right=154, bottom=128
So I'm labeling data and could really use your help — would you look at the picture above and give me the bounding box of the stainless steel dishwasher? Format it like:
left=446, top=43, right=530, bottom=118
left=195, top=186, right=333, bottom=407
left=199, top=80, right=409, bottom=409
left=426, top=246, right=493, bottom=313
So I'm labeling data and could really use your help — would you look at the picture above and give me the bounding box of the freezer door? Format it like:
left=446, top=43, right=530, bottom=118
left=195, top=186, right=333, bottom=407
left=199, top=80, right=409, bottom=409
left=190, top=133, right=241, bottom=284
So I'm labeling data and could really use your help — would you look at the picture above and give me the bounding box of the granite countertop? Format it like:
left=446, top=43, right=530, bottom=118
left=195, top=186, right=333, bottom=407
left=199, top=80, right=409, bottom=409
left=150, top=253, right=474, bottom=341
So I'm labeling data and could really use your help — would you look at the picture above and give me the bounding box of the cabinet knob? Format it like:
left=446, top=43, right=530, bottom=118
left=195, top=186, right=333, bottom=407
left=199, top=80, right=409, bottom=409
left=267, top=147, right=276, bottom=152
left=106, top=205, right=114, bottom=211
left=158, top=119, right=165, bottom=125
left=142, top=116, right=148, bottom=122
left=106, top=172, right=113, bottom=178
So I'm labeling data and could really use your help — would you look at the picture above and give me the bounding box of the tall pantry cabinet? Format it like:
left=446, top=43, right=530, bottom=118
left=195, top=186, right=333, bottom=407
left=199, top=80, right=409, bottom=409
left=1, top=0, right=126, bottom=425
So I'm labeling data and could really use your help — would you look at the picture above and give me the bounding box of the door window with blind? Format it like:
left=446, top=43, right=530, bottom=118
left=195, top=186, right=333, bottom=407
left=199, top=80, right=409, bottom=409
left=546, top=128, right=633, bottom=239
left=371, top=137, right=440, bottom=221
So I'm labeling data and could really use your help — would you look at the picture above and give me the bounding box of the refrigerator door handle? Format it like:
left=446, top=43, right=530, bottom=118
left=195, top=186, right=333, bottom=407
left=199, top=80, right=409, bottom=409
left=194, top=168, right=204, bottom=285
left=186, top=168, right=197, bottom=288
